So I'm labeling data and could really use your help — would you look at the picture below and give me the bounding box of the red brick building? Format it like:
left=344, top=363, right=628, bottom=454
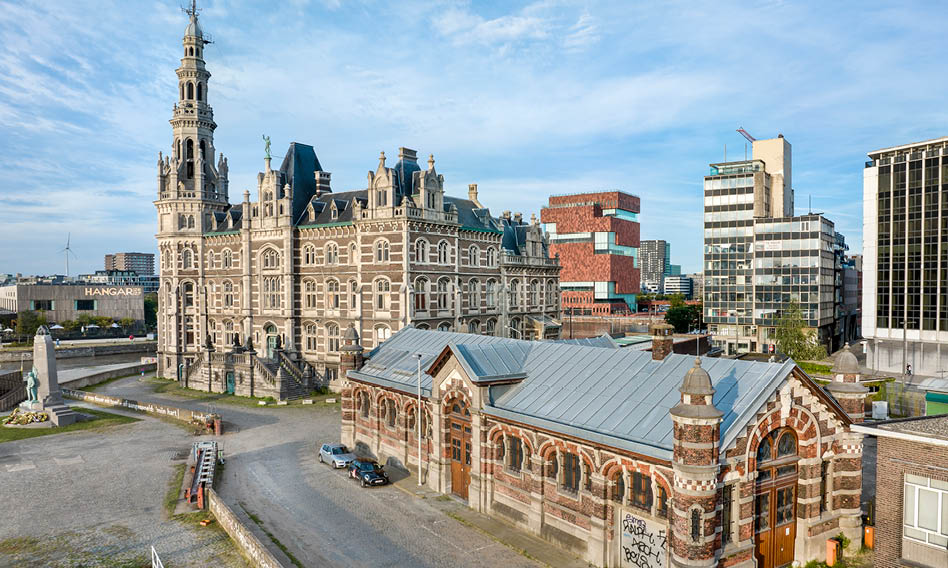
left=853, top=415, right=948, bottom=568
left=541, top=191, right=640, bottom=315
left=341, top=327, right=865, bottom=568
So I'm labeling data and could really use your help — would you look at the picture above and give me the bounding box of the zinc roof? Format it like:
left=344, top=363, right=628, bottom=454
left=350, top=327, right=796, bottom=461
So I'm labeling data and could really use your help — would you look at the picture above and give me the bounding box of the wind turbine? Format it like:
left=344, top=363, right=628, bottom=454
left=59, top=233, right=77, bottom=277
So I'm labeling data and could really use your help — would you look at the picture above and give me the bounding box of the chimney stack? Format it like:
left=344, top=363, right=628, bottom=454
left=649, top=322, right=674, bottom=361
left=315, top=171, right=332, bottom=197
left=468, top=183, right=481, bottom=207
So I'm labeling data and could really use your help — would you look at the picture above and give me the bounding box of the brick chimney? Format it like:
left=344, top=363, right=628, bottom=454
left=468, top=183, right=482, bottom=207
left=315, top=171, right=331, bottom=197
left=649, top=322, right=674, bottom=360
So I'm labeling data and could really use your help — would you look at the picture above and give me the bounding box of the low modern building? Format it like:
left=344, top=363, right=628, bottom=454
left=853, top=415, right=948, bottom=568
left=78, top=270, right=159, bottom=294
left=541, top=191, right=640, bottom=314
left=863, top=137, right=948, bottom=376
left=0, top=283, right=145, bottom=324
left=342, top=326, right=865, bottom=568
left=105, top=252, right=155, bottom=276
left=662, top=275, right=693, bottom=299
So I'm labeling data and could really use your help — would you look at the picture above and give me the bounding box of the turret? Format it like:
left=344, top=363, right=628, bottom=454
left=826, top=343, right=869, bottom=423
left=669, top=357, right=723, bottom=568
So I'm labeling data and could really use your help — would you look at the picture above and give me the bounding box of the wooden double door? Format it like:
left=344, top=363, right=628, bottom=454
left=449, top=418, right=472, bottom=499
left=754, top=466, right=797, bottom=568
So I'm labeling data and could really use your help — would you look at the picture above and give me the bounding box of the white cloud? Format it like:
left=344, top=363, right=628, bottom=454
left=563, top=11, right=598, bottom=52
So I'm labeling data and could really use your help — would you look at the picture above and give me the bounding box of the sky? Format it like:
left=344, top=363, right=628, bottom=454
left=1, top=0, right=946, bottom=277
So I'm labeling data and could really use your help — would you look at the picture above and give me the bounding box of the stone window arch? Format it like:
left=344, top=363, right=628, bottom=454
left=349, top=243, right=358, bottom=264
left=263, top=277, right=281, bottom=308
left=303, top=279, right=317, bottom=309
left=197, top=82, right=203, bottom=101
left=414, top=277, right=429, bottom=311
left=375, top=239, right=390, bottom=263
left=187, top=82, right=194, bottom=99
left=414, top=239, right=429, bottom=263
left=206, top=251, right=216, bottom=270
left=325, top=242, right=338, bottom=265
left=187, top=215, right=195, bottom=229
left=222, top=249, right=233, bottom=269
left=181, top=281, right=195, bottom=308
left=509, top=279, right=519, bottom=307
left=304, top=322, right=318, bottom=351
left=486, top=279, right=496, bottom=307
left=358, top=390, right=370, bottom=418
left=630, top=470, right=653, bottom=511
left=468, top=245, right=479, bottom=266
left=181, top=248, right=193, bottom=270
left=326, top=279, right=340, bottom=309
left=437, top=277, right=450, bottom=310
left=486, top=247, right=496, bottom=267
left=486, top=318, right=496, bottom=336
left=325, top=322, right=340, bottom=352
left=348, top=279, right=359, bottom=311
left=530, top=279, right=540, bottom=306
left=468, top=278, right=480, bottom=308
left=302, top=245, right=315, bottom=265
left=374, top=278, right=391, bottom=310
left=438, top=322, right=452, bottom=332
left=437, top=241, right=450, bottom=264
left=374, top=324, right=391, bottom=343
left=467, top=319, right=480, bottom=334
left=261, top=248, right=280, bottom=270
left=383, top=399, right=397, bottom=428
left=222, top=280, right=234, bottom=307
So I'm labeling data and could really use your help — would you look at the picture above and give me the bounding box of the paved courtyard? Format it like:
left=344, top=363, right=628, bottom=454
left=56, top=373, right=548, bottom=567
left=0, top=404, right=249, bottom=567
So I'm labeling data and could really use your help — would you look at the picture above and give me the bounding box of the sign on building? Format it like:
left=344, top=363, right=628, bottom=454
left=619, top=511, right=668, bottom=568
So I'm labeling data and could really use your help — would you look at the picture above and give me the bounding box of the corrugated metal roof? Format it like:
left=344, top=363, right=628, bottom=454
left=550, top=335, right=619, bottom=348
left=349, top=327, right=795, bottom=461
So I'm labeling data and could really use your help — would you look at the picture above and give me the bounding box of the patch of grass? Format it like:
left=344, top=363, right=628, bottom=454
left=0, top=536, right=41, bottom=554
left=435, top=494, right=453, bottom=502
left=0, top=408, right=139, bottom=444
left=799, top=361, right=833, bottom=376
left=240, top=503, right=305, bottom=568
left=165, top=462, right=188, bottom=516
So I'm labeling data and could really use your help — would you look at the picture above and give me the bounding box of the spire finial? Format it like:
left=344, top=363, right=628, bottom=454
left=428, top=153, right=435, bottom=169
left=379, top=151, right=386, bottom=168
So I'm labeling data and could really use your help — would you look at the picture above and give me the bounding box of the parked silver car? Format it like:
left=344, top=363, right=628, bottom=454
left=318, top=443, right=356, bottom=468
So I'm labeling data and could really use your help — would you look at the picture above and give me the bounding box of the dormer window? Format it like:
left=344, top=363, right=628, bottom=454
left=331, top=207, right=338, bottom=220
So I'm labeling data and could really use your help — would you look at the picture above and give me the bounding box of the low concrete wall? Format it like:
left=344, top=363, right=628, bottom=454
left=207, top=488, right=287, bottom=568
left=0, top=341, right=157, bottom=362
left=62, top=389, right=212, bottom=423
left=58, top=362, right=157, bottom=390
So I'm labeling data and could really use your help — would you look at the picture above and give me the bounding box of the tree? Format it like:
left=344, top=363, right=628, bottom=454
left=775, top=300, right=828, bottom=362
left=667, top=294, right=686, bottom=308
left=16, top=311, right=47, bottom=337
left=665, top=303, right=703, bottom=333
left=61, top=320, right=80, bottom=333
left=93, top=316, right=113, bottom=329
left=144, top=293, right=158, bottom=328
left=119, top=318, right=136, bottom=332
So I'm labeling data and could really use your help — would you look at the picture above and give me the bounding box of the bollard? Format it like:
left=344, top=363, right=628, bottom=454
left=864, top=526, right=874, bottom=550
left=197, top=483, right=205, bottom=510
left=213, top=417, right=221, bottom=436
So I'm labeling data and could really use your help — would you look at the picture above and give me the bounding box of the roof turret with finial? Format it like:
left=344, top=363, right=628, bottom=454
left=831, top=343, right=860, bottom=375
left=670, top=357, right=723, bottom=419
left=184, top=0, right=203, bottom=38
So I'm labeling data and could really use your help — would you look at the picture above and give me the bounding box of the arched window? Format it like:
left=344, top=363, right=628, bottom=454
left=326, top=323, right=340, bottom=351
left=486, top=280, right=496, bottom=307
left=438, top=241, right=449, bottom=264
left=186, top=139, right=194, bottom=178
left=187, top=215, right=195, bottom=229
left=691, top=509, right=701, bottom=542
left=375, top=240, right=390, bottom=263
left=327, top=279, right=340, bottom=309
left=187, top=82, right=194, bottom=99
left=530, top=280, right=539, bottom=306
left=349, top=243, right=358, bottom=264
left=222, top=249, right=232, bottom=269
left=407, top=405, right=431, bottom=439
left=486, top=318, right=496, bottom=336
left=630, top=471, right=653, bottom=511
left=510, top=317, right=521, bottom=338
left=437, top=278, right=450, bottom=310
left=562, top=452, right=581, bottom=492
left=348, top=280, right=359, bottom=311
left=546, top=280, right=555, bottom=305
left=468, top=319, right=480, bottom=334
left=438, top=322, right=452, bottom=332
left=325, top=243, right=338, bottom=265
left=304, top=279, right=317, bottom=309
left=199, top=139, right=206, bottom=160
left=222, top=281, right=234, bottom=307
left=384, top=399, right=397, bottom=428
left=375, top=279, right=390, bottom=310
left=612, top=470, right=625, bottom=502
left=507, top=437, right=524, bottom=472
left=509, top=280, right=519, bottom=307
left=375, top=325, right=391, bottom=343
left=468, top=279, right=480, bottom=308
left=206, top=251, right=216, bottom=270
left=468, top=245, right=479, bottom=266
left=486, top=247, right=496, bottom=267
left=181, top=249, right=192, bottom=269
left=303, top=245, right=315, bottom=265
left=304, top=323, right=318, bottom=351
left=263, top=277, right=281, bottom=308
left=415, top=240, right=428, bottom=263
left=547, top=452, right=558, bottom=480
left=414, top=277, right=428, bottom=311
left=180, top=83, right=184, bottom=100
left=197, top=82, right=203, bottom=101
left=359, top=391, right=370, bottom=418
left=181, top=282, right=195, bottom=308
left=656, top=484, right=669, bottom=518
left=262, top=249, right=280, bottom=269
left=224, top=320, right=235, bottom=346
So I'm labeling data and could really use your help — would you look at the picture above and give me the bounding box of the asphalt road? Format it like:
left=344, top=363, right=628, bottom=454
left=93, top=375, right=540, bottom=568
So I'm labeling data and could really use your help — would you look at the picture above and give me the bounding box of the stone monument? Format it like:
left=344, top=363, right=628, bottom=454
left=20, top=326, right=77, bottom=426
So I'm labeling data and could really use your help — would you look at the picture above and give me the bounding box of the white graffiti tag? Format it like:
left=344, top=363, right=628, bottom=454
left=620, top=513, right=667, bottom=568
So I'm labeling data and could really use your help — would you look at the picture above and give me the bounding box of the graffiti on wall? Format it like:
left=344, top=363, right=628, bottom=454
left=620, top=512, right=667, bottom=568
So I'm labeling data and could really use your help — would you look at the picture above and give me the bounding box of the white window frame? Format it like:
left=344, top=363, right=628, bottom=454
left=903, top=474, right=948, bottom=549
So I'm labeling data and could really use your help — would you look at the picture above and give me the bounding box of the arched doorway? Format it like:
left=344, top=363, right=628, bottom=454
left=754, top=428, right=799, bottom=568
left=265, top=324, right=278, bottom=359
left=446, top=397, right=472, bottom=500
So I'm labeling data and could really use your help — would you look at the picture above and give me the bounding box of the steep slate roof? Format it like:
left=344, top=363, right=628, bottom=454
left=349, top=327, right=799, bottom=461
left=279, top=142, right=323, bottom=224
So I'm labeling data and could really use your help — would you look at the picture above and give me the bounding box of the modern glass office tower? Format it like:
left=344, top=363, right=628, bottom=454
left=864, top=137, right=948, bottom=376
left=704, top=135, right=847, bottom=355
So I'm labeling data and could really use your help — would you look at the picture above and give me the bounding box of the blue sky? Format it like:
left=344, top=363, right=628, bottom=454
left=1, top=0, right=946, bottom=277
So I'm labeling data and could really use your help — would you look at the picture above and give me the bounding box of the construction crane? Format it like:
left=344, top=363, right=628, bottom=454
left=736, top=127, right=756, bottom=143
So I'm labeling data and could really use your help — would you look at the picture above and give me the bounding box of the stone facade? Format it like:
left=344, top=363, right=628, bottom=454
left=153, top=10, right=560, bottom=397
left=342, top=329, right=864, bottom=568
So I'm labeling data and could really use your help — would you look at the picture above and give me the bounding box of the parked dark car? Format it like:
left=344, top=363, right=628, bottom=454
left=348, top=459, right=388, bottom=487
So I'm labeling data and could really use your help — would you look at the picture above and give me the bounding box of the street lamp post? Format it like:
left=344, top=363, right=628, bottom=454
left=413, top=352, right=423, bottom=486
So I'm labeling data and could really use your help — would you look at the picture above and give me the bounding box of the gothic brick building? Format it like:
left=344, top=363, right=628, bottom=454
left=154, top=8, right=561, bottom=398
left=341, top=327, right=865, bottom=568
